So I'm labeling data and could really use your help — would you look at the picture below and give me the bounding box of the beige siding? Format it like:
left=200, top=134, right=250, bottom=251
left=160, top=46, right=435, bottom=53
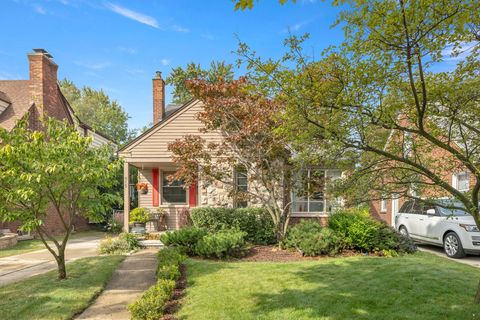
left=88, top=130, right=111, bottom=148
left=121, top=100, right=223, bottom=161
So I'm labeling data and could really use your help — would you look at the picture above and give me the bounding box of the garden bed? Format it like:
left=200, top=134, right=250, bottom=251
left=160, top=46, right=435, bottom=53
left=240, top=245, right=361, bottom=262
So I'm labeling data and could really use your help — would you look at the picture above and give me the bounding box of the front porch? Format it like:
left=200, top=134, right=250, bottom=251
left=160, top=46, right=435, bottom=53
left=123, top=161, right=197, bottom=232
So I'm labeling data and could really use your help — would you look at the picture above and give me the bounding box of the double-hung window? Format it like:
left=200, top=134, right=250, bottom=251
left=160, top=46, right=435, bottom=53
left=161, top=171, right=187, bottom=204
left=292, top=169, right=341, bottom=215
left=234, top=166, right=248, bottom=208
left=453, top=172, right=469, bottom=192
left=380, top=199, right=387, bottom=212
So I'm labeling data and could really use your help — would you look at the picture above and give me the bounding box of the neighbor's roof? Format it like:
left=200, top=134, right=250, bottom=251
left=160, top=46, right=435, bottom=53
left=0, top=81, right=33, bottom=131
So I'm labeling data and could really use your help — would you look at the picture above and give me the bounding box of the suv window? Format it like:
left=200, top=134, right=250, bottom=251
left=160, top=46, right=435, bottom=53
left=410, top=201, right=423, bottom=215
left=399, top=201, right=413, bottom=213
left=422, top=204, right=437, bottom=215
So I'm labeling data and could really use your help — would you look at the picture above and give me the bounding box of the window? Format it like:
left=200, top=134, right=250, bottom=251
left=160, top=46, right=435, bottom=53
left=399, top=201, right=413, bottom=213
left=292, top=169, right=341, bottom=215
left=161, top=171, right=187, bottom=203
left=380, top=199, right=387, bottom=212
left=403, top=132, right=413, bottom=158
left=453, top=172, right=469, bottom=192
left=234, top=166, right=248, bottom=208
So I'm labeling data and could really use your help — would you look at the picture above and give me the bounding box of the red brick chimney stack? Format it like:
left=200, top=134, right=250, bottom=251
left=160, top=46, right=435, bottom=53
left=28, top=49, right=59, bottom=119
left=152, top=71, right=165, bottom=124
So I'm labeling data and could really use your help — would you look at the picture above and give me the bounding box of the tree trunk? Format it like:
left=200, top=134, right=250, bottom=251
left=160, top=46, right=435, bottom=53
left=56, top=249, right=67, bottom=280
left=475, top=280, right=480, bottom=304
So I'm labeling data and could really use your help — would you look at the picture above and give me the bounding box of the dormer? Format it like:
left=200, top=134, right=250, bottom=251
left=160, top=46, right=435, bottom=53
left=0, top=91, right=10, bottom=116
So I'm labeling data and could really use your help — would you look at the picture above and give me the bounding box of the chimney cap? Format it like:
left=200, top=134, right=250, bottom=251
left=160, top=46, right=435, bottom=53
left=154, top=71, right=162, bottom=79
left=31, top=48, right=54, bottom=59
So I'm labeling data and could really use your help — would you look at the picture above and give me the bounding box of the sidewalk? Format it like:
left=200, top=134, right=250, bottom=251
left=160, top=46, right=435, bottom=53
left=76, top=248, right=159, bottom=320
left=0, top=234, right=103, bottom=286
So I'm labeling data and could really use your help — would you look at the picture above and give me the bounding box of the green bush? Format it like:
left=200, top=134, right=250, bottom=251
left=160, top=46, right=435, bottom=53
left=281, top=220, right=323, bottom=249
left=160, top=227, right=207, bottom=255
left=191, top=207, right=276, bottom=244
left=128, top=279, right=175, bottom=320
left=282, top=220, right=343, bottom=256
left=99, top=232, right=140, bottom=254
left=329, top=209, right=416, bottom=253
left=129, top=207, right=150, bottom=224
left=373, top=224, right=417, bottom=254
left=104, top=217, right=123, bottom=233
left=157, top=247, right=186, bottom=271
left=195, top=229, right=247, bottom=258
left=157, top=264, right=181, bottom=281
left=298, top=228, right=343, bottom=256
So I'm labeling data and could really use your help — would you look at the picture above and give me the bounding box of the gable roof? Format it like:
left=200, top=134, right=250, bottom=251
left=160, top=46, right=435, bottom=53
left=0, top=81, right=33, bottom=131
left=119, top=98, right=196, bottom=152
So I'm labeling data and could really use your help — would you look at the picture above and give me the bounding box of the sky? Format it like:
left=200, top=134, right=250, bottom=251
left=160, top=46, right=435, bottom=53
left=0, top=0, right=466, bottom=131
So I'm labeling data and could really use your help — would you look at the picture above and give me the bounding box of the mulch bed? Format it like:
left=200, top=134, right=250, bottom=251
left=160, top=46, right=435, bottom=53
left=161, top=264, right=187, bottom=320
left=240, top=245, right=365, bottom=262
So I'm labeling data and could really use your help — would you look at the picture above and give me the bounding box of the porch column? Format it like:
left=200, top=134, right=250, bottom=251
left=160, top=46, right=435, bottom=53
left=123, top=161, right=130, bottom=232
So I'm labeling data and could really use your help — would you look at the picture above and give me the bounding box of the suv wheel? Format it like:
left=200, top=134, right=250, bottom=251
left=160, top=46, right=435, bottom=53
left=399, top=226, right=409, bottom=238
left=444, top=232, right=466, bottom=258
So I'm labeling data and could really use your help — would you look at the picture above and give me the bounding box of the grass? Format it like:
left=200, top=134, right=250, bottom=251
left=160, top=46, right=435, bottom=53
left=0, top=230, right=106, bottom=258
left=178, top=252, right=480, bottom=320
left=0, top=255, right=123, bottom=320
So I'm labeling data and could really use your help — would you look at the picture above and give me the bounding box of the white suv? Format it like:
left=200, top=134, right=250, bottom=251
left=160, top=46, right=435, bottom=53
left=395, top=199, right=480, bottom=258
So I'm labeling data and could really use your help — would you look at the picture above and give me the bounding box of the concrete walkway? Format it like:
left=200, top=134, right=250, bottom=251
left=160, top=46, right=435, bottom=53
left=76, top=248, right=158, bottom=320
left=418, top=244, right=480, bottom=268
left=0, top=234, right=103, bottom=286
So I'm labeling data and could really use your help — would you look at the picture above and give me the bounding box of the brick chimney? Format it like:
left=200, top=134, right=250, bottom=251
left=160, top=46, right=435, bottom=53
left=152, top=71, right=165, bottom=124
left=28, top=49, right=60, bottom=119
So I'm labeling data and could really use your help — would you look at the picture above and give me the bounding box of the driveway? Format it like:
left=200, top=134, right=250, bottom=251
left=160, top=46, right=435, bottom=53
left=417, top=244, right=480, bottom=268
left=0, top=234, right=104, bottom=286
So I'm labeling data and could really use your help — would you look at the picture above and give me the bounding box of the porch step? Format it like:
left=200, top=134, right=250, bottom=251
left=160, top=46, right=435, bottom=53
left=139, top=240, right=164, bottom=248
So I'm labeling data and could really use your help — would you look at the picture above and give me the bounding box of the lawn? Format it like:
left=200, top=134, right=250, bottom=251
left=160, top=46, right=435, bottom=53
left=0, top=231, right=106, bottom=258
left=179, top=252, right=480, bottom=320
left=0, top=255, right=123, bottom=320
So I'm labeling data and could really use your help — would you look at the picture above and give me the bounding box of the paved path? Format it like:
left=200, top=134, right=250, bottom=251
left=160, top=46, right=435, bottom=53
left=76, top=248, right=158, bottom=320
left=417, top=244, right=480, bottom=268
left=0, top=234, right=103, bottom=286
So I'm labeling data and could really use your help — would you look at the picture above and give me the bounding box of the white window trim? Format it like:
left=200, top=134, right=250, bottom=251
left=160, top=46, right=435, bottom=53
left=291, top=169, right=342, bottom=216
left=380, top=199, right=387, bottom=213
left=160, top=170, right=188, bottom=205
left=453, top=172, right=469, bottom=192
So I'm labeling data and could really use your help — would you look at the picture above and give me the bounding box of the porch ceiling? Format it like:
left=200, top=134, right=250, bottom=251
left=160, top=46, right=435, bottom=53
left=127, top=161, right=175, bottom=169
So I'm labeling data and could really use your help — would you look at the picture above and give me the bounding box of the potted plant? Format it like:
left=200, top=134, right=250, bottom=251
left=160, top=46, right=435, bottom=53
left=129, top=207, right=150, bottom=228
left=136, top=182, right=148, bottom=194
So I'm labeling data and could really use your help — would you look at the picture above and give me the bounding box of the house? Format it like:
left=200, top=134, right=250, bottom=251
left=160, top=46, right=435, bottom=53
left=119, top=72, right=342, bottom=231
left=0, top=49, right=115, bottom=235
left=370, top=121, right=475, bottom=227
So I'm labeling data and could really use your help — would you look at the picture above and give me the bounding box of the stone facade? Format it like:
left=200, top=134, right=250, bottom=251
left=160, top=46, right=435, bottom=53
left=0, top=233, right=18, bottom=249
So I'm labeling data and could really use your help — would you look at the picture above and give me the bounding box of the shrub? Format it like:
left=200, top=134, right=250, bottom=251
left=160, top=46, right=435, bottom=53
left=99, top=232, right=140, bottom=254
left=195, top=229, right=247, bottom=258
left=128, top=279, right=175, bottom=320
left=282, top=221, right=343, bottom=256
left=104, top=217, right=123, bottom=233
left=130, top=207, right=150, bottom=224
left=373, top=224, right=416, bottom=254
left=330, top=209, right=416, bottom=253
left=160, top=227, right=207, bottom=255
left=157, top=264, right=181, bottom=281
left=281, top=220, right=323, bottom=249
left=157, top=247, right=186, bottom=270
left=298, top=228, right=343, bottom=256
left=191, top=207, right=276, bottom=244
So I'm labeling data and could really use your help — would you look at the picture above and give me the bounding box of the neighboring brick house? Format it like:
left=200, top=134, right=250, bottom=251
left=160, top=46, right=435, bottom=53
left=0, top=49, right=115, bottom=235
left=370, top=122, right=475, bottom=227
left=119, top=72, right=342, bottom=231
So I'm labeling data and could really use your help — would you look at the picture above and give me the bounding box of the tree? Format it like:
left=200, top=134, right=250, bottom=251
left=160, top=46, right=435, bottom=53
left=232, top=0, right=293, bottom=10
left=168, top=78, right=294, bottom=241
left=165, top=61, right=234, bottom=104
left=59, top=79, right=136, bottom=145
left=0, top=118, right=120, bottom=279
left=236, top=0, right=480, bottom=300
